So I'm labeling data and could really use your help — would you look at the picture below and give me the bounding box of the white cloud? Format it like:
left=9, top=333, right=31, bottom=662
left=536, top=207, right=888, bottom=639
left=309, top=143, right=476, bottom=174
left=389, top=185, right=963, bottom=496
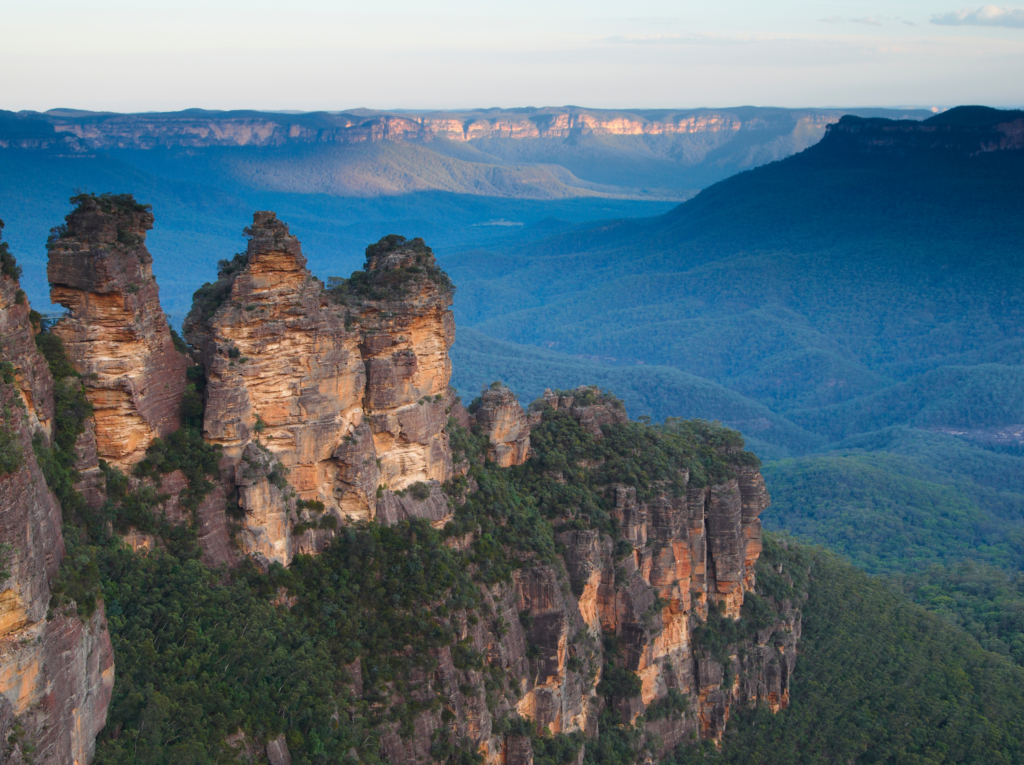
left=850, top=16, right=884, bottom=26
left=931, top=6, right=1024, bottom=27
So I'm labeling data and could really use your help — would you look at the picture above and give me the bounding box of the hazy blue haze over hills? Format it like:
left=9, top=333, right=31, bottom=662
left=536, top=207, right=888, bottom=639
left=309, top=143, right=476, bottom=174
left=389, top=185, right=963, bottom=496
left=0, top=105, right=926, bottom=316
left=5, top=103, right=1024, bottom=762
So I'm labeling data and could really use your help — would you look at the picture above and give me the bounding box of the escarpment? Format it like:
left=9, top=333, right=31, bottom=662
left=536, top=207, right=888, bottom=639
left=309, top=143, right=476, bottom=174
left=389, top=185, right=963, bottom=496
left=1, top=199, right=801, bottom=764
left=490, top=388, right=796, bottom=751
left=0, top=230, right=114, bottom=765
left=183, top=217, right=455, bottom=565
left=46, top=193, right=188, bottom=468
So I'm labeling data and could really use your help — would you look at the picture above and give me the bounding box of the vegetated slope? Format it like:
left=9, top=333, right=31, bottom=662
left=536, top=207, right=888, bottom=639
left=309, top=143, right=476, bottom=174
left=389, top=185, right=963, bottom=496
left=451, top=327, right=821, bottom=457
left=894, top=560, right=1024, bottom=667
left=669, top=536, right=1024, bottom=765
left=456, top=106, right=1024, bottom=416
left=763, top=451, right=1024, bottom=573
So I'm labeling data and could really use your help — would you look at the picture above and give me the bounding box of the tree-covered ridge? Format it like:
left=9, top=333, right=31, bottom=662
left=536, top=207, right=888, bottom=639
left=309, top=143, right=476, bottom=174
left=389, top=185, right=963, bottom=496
left=446, top=395, right=757, bottom=583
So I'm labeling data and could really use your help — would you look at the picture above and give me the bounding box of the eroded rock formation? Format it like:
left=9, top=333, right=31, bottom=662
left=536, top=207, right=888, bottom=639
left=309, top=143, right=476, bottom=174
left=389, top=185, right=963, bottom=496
left=0, top=253, right=113, bottom=765
left=184, top=217, right=456, bottom=565
left=471, top=384, right=531, bottom=466
left=509, top=390, right=797, bottom=750
left=3, top=200, right=800, bottom=762
left=47, top=194, right=188, bottom=468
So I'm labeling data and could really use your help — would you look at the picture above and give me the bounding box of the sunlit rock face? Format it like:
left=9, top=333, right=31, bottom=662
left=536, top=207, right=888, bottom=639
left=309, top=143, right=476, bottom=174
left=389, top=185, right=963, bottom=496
left=350, top=234, right=456, bottom=492
left=183, top=212, right=370, bottom=566
left=471, top=385, right=531, bottom=467
left=512, top=388, right=798, bottom=750
left=0, top=263, right=113, bottom=765
left=184, top=217, right=456, bottom=565
left=47, top=194, right=188, bottom=469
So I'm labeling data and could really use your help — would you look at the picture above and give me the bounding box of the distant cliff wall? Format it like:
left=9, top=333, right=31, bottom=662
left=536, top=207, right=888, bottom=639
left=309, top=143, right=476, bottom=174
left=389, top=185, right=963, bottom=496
left=1, top=107, right=929, bottom=152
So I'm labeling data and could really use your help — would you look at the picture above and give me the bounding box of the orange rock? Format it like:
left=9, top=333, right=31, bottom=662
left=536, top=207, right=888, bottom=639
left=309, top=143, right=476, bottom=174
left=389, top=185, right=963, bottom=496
left=47, top=194, right=188, bottom=468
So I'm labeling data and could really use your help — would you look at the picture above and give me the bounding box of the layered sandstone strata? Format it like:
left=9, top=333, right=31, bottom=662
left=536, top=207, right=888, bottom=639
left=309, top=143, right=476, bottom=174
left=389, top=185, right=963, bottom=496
left=183, top=212, right=370, bottom=565
left=377, top=387, right=795, bottom=760
left=47, top=194, right=187, bottom=468
left=471, top=384, right=531, bottom=467
left=184, top=217, right=456, bottom=565
left=0, top=262, right=113, bottom=765
left=42, top=108, right=854, bottom=149
left=509, top=390, right=797, bottom=749
left=349, top=234, right=456, bottom=490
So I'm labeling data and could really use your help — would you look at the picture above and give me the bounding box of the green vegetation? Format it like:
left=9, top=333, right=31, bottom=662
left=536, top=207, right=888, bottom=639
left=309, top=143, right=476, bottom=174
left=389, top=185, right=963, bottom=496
left=0, top=404, right=23, bottom=475
left=327, top=235, right=454, bottom=304
left=445, top=400, right=756, bottom=584
left=667, top=537, right=1024, bottom=765
left=0, top=218, right=22, bottom=281
left=187, top=253, right=247, bottom=327
left=762, top=452, right=1024, bottom=573
left=895, top=561, right=1024, bottom=667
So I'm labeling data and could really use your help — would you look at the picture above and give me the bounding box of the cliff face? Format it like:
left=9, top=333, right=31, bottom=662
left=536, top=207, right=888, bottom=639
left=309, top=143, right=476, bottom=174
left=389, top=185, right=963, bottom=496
left=21, top=107, right=927, bottom=150
left=349, top=235, right=456, bottom=492
left=517, top=390, right=796, bottom=749
left=47, top=194, right=188, bottom=468
left=376, top=388, right=799, bottom=763
left=184, top=218, right=455, bottom=566
left=0, top=253, right=113, bottom=765
left=1, top=201, right=799, bottom=762
left=471, top=385, right=531, bottom=467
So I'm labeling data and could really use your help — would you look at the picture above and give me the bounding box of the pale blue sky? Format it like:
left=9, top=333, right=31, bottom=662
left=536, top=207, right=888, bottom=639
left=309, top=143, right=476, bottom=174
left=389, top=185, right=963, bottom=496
left=2, top=0, right=1022, bottom=111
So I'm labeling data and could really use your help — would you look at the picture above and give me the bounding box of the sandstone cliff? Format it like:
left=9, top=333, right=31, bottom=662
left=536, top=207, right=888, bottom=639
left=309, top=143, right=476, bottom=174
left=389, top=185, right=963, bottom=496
left=23, top=107, right=927, bottom=150
left=4, top=201, right=800, bottom=763
left=372, top=387, right=799, bottom=763
left=47, top=193, right=188, bottom=468
left=184, top=217, right=455, bottom=566
left=0, top=238, right=113, bottom=765
left=470, top=384, right=531, bottom=467
left=515, top=389, right=795, bottom=748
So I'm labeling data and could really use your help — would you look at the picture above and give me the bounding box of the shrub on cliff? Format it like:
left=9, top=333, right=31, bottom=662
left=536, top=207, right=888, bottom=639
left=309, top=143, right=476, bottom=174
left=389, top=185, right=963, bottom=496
left=0, top=219, right=22, bottom=281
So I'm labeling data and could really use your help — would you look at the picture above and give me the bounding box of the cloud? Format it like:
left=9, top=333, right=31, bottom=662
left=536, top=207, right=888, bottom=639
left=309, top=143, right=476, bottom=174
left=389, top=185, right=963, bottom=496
left=931, top=6, right=1024, bottom=27
left=603, top=34, right=706, bottom=44
left=850, top=16, right=884, bottom=26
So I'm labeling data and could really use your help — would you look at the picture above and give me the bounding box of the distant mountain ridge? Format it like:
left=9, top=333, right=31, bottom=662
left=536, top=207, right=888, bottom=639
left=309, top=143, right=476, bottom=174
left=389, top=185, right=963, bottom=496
left=2, top=105, right=931, bottom=150
left=0, top=106, right=931, bottom=201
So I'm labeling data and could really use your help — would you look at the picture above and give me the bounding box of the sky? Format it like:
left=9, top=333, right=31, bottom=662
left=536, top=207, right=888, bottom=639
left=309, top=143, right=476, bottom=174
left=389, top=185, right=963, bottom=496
left=2, top=0, right=1023, bottom=112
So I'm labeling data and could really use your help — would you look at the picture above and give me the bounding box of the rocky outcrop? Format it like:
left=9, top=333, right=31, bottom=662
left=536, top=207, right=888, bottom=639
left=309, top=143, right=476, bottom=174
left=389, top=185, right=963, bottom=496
left=184, top=217, right=456, bottom=565
left=515, top=389, right=797, bottom=749
left=471, top=385, right=530, bottom=467
left=538, top=387, right=629, bottom=438
left=372, top=387, right=797, bottom=760
left=47, top=193, right=188, bottom=468
left=183, top=212, right=369, bottom=565
left=350, top=234, right=456, bottom=491
left=0, top=251, right=113, bottom=764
